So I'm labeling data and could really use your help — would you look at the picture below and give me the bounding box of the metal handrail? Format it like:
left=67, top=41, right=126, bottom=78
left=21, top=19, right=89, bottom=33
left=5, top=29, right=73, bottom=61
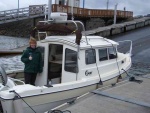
left=0, top=5, right=46, bottom=23
left=0, top=4, right=133, bottom=24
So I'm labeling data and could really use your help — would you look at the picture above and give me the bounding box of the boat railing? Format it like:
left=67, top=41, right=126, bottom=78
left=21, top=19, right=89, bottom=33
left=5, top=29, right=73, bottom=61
left=117, top=40, right=132, bottom=56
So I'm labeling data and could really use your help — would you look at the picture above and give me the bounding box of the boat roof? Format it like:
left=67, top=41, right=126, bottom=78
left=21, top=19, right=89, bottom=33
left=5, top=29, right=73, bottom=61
left=40, top=35, right=118, bottom=49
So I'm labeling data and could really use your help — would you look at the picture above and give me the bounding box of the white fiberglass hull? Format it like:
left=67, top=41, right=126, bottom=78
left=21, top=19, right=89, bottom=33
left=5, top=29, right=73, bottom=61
left=0, top=73, right=128, bottom=113
left=1, top=84, right=97, bottom=113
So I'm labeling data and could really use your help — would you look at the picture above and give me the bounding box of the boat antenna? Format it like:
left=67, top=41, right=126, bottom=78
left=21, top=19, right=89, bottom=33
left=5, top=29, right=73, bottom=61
left=44, top=5, right=47, bottom=21
left=48, top=0, right=52, bottom=20
left=71, top=0, right=74, bottom=20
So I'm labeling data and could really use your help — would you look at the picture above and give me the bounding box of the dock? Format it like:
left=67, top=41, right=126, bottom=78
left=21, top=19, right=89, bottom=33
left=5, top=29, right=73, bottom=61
left=0, top=50, right=23, bottom=56
left=52, top=75, right=150, bottom=113
left=0, top=45, right=27, bottom=56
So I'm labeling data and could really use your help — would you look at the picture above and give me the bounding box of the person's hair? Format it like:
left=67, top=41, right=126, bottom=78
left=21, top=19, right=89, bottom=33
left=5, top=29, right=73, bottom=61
left=29, top=37, right=37, bottom=44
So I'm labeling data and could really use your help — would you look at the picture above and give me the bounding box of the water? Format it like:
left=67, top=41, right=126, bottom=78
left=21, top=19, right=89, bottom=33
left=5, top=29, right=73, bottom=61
left=0, top=55, right=24, bottom=71
left=0, top=35, right=28, bottom=71
left=0, top=35, right=29, bottom=50
left=129, top=62, right=150, bottom=76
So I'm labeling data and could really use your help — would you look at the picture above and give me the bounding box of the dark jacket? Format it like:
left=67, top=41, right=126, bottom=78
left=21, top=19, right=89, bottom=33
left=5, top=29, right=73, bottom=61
left=21, top=47, right=43, bottom=73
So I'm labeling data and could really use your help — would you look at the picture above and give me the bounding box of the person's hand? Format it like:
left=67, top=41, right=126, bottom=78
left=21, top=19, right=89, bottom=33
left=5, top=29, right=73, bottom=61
left=29, top=56, right=32, bottom=60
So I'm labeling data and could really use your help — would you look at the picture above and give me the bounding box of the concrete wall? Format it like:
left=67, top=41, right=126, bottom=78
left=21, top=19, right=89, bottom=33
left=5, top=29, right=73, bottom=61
left=0, top=16, right=149, bottom=38
left=86, top=17, right=150, bottom=37
left=85, top=18, right=105, bottom=30
left=0, top=17, right=44, bottom=38
left=95, top=30, right=111, bottom=37
left=126, top=24, right=136, bottom=31
left=0, top=17, right=105, bottom=37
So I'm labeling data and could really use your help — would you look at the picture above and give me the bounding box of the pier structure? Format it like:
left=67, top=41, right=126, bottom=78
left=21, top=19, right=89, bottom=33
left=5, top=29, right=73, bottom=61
left=0, top=4, right=133, bottom=25
left=51, top=75, right=150, bottom=113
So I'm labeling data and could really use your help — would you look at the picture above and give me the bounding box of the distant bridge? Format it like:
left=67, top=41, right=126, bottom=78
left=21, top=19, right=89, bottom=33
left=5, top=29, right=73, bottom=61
left=0, top=5, right=46, bottom=24
left=0, top=4, right=133, bottom=24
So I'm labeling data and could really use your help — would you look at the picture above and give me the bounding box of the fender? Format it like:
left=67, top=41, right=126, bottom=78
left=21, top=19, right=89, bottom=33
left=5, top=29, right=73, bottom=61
left=0, top=66, right=7, bottom=86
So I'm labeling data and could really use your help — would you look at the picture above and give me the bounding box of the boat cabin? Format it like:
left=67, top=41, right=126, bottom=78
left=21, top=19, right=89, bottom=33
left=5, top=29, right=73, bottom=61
left=35, top=35, right=119, bottom=86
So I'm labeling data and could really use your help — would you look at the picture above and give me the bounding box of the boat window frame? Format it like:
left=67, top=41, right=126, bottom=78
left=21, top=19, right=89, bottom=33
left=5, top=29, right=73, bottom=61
left=64, top=48, right=78, bottom=73
left=108, top=47, right=117, bottom=60
left=49, top=44, right=63, bottom=61
left=85, top=49, right=96, bottom=65
left=37, top=46, right=45, bottom=67
left=98, top=48, right=108, bottom=61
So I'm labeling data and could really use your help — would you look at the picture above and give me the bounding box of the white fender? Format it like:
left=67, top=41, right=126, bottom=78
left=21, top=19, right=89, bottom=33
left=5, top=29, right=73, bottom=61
left=0, top=66, right=16, bottom=89
left=0, top=66, right=7, bottom=86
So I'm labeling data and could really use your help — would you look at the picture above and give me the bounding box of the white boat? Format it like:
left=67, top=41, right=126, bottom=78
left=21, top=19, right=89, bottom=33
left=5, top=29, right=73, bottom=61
left=0, top=13, right=132, bottom=113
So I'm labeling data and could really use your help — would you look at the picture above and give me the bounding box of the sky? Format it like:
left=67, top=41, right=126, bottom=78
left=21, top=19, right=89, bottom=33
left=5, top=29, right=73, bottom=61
left=0, top=0, right=149, bottom=16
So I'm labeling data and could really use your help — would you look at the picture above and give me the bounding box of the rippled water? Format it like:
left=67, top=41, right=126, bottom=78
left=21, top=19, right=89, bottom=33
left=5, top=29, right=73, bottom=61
left=0, top=55, right=24, bottom=71
left=0, top=35, right=29, bottom=50
left=0, top=36, right=28, bottom=71
left=129, top=62, right=150, bottom=76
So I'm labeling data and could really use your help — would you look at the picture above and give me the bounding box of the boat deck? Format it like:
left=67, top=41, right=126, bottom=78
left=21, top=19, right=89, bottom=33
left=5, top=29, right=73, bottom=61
left=54, top=74, right=150, bottom=113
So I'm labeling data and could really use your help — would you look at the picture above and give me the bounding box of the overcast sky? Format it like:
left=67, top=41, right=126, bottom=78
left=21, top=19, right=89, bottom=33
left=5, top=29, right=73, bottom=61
left=0, top=0, right=149, bottom=16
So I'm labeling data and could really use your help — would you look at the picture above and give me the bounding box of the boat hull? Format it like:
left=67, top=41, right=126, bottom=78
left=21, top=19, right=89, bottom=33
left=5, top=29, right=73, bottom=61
left=1, top=84, right=97, bottom=113
left=1, top=72, right=128, bottom=113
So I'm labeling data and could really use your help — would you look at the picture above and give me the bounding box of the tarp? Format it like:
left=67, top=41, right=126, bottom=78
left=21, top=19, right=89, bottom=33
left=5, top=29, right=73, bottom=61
left=30, top=23, right=82, bottom=45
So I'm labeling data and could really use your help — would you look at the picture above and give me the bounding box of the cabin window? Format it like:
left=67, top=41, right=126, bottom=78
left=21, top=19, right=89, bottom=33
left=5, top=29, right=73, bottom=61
left=37, top=47, right=45, bottom=67
left=65, top=48, right=78, bottom=73
left=108, top=47, right=117, bottom=59
left=99, top=48, right=108, bottom=61
left=49, top=44, right=63, bottom=61
left=85, top=49, right=96, bottom=64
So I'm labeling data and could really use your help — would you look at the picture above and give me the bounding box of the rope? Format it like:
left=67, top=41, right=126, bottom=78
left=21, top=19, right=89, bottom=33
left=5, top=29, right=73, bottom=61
left=81, top=40, right=103, bottom=85
left=102, top=38, right=122, bottom=78
left=10, top=90, right=36, bottom=113
left=122, top=69, right=143, bottom=84
left=50, top=110, right=71, bottom=113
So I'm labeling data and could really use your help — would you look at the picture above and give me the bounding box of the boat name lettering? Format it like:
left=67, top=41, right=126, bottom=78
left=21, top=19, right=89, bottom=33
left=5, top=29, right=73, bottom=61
left=85, top=70, right=92, bottom=76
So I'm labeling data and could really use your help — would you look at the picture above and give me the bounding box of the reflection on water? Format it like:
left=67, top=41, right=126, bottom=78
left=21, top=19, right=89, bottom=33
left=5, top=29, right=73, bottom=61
left=0, top=35, right=28, bottom=71
left=0, top=55, right=24, bottom=71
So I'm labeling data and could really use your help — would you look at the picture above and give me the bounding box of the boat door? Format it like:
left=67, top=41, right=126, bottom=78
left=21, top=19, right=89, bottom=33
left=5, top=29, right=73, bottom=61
left=61, top=45, right=78, bottom=83
left=47, top=44, right=78, bottom=84
left=47, top=44, right=63, bottom=84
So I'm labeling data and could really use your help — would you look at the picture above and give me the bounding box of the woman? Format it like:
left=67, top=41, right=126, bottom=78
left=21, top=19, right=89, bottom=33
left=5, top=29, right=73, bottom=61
left=21, top=37, right=43, bottom=85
